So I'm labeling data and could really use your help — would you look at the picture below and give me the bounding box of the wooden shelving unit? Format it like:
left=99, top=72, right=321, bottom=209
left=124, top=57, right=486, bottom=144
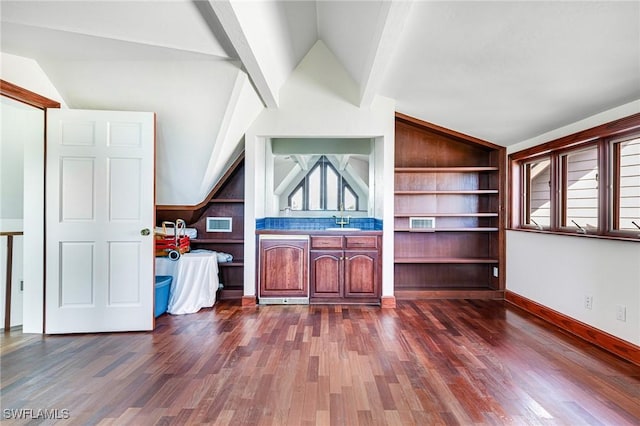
left=395, top=190, right=499, bottom=195
left=395, top=213, right=498, bottom=217
left=394, top=257, right=499, bottom=264
left=156, top=154, right=246, bottom=301
left=191, top=238, right=245, bottom=244
left=189, top=156, right=245, bottom=300
left=395, top=167, right=499, bottom=172
left=207, top=199, right=244, bottom=203
left=394, top=113, right=505, bottom=299
left=394, top=228, right=499, bottom=232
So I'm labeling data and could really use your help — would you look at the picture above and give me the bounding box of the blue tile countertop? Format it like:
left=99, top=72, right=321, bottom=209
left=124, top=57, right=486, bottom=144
left=256, top=217, right=382, bottom=231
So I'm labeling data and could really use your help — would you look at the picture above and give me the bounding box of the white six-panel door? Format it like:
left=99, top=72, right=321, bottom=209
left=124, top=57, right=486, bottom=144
left=46, top=109, right=155, bottom=333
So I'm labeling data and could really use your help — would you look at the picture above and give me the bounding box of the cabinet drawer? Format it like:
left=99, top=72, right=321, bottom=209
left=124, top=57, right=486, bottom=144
left=345, top=236, right=378, bottom=249
left=310, top=236, right=343, bottom=249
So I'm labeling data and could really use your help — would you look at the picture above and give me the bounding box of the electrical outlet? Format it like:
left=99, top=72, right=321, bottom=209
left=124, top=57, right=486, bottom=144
left=493, top=267, right=498, bottom=277
left=616, top=305, right=626, bottom=322
left=584, top=295, right=593, bottom=310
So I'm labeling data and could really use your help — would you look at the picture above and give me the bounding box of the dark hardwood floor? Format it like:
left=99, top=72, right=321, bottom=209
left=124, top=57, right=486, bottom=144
left=1, top=300, right=639, bottom=425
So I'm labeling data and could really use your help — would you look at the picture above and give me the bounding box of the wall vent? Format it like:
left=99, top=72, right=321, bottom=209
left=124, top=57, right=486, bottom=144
left=409, top=217, right=436, bottom=230
left=206, top=217, right=233, bottom=232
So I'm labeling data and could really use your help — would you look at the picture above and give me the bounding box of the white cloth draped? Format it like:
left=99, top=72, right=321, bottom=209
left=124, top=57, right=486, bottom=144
left=155, top=251, right=219, bottom=315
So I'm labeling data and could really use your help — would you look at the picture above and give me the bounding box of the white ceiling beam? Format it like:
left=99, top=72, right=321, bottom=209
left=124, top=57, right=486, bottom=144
left=337, top=154, right=350, bottom=171
left=208, top=0, right=279, bottom=108
left=292, top=155, right=311, bottom=171
left=274, top=163, right=302, bottom=195
left=198, top=70, right=263, bottom=201
left=343, top=162, right=368, bottom=200
left=359, top=0, right=413, bottom=107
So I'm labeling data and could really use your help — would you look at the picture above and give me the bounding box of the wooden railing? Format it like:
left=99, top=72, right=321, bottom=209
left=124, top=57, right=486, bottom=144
left=1, top=231, right=23, bottom=331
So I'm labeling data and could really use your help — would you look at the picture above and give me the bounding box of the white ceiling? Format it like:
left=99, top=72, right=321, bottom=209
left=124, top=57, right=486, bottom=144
left=1, top=1, right=231, bottom=58
left=2, top=0, right=639, bottom=147
left=381, top=1, right=640, bottom=144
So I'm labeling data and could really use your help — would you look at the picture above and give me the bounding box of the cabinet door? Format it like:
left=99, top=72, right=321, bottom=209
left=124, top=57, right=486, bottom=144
left=344, top=251, right=378, bottom=298
left=260, top=239, right=308, bottom=298
left=310, top=251, right=342, bottom=298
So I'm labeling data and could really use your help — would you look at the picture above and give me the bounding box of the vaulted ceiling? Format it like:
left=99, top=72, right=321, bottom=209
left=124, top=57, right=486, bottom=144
left=2, top=1, right=639, bottom=203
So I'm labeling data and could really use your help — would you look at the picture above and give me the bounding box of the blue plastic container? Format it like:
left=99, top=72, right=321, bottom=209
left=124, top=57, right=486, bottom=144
left=155, top=275, right=172, bottom=317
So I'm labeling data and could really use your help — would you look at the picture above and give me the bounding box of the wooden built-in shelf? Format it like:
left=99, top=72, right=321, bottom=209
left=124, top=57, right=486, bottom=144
left=395, top=289, right=505, bottom=300
left=395, top=167, right=498, bottom=173
left=395, top=212, right=498, bottom=217
left=395, top=227, right=499, bottom=232
left=395, top=190, right=498, bottom=195
left=191, top=238, right=244, bottom=244
left=208, top=199, right=244, bottom=203
left=218, top=262, right=244, bottom=267
left=395, top=257, right=499, bottom=264
left=393, top=112, right=505, bottom=299
left=156, top=154, right=247, bottom=301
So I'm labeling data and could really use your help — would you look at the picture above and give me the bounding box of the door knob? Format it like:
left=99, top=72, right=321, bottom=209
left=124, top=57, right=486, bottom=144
left=140, top=228, right=151, bottom=236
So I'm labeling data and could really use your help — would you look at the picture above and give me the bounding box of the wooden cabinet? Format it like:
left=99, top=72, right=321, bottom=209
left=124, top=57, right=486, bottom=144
left=344, top=251, right=378, bottom=297
left=394, top=113, right=505, bottom=299
left=309, top=250, right=341, bottom=297
left=310, top=235, right=380, bottom=303
left=259, top=238, right=309, bottom=299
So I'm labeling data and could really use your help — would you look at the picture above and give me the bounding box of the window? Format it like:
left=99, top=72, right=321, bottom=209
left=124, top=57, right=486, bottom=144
left=343, top=186, right=357, bottom=211
left=288, top=156, right=359, bottom=211
left=561, top=145, right=599, bottom=232
left=613, top=136, right=640, bottom=232
left=523, top=157, right=551, bottom=229
left=289, top=185, right=303, bottom=211
left=510, top=114, right=640, bottom=240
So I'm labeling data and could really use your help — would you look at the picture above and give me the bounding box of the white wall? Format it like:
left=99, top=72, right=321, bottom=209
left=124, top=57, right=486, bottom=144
left=1, top=53, right=67, bottom=107
left=1, top=52, right=64, bottom=333
left=507, top=99, right=640, bottom=345
left=507, top=232, right=640, bottom=343
left=1, top=98, right=25, bottom=219
left=36, top=57, right=241, bottom=206
left=244, top=41, right=396, bottom=299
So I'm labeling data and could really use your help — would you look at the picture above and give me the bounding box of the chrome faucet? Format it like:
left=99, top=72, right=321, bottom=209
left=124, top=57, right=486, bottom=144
left=333, top=204, right=351, bottom=228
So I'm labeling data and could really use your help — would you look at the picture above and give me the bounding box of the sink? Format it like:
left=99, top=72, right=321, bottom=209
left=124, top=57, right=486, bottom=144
left=325, top=227, right=361, bottom=231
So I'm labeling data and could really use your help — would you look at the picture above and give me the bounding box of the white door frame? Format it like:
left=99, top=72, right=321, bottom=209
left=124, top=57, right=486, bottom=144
left=1, top=79, right=60, bottom=333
